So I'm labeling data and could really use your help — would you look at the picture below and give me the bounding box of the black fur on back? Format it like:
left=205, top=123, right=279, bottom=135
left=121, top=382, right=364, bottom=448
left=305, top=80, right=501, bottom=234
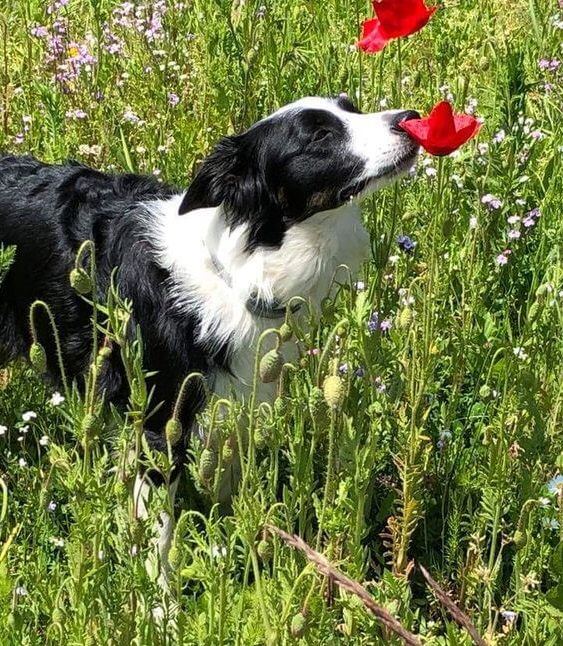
left=0, top=155, right=226, bottom=461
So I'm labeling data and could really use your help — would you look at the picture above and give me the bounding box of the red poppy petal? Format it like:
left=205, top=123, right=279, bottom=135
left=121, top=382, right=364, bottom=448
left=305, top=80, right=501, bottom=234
left=452, top=113, right=481, bottom=133
left=399, top=101, right=482, bottom=156
left=357, top=18, right=391, bottom=52
left=453, top=120, right=482, bottom=145
left=373, top=0, right=436, bottom=38
left=427, top=101, right=456, bottom=138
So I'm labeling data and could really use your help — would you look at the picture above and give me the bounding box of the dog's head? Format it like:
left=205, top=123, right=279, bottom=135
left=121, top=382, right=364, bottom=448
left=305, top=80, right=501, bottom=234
left=179, top=95, right=419, bottom=248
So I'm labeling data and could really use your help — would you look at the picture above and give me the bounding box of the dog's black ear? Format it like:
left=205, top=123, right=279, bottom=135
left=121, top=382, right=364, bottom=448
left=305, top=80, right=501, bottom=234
left=178, top=136, right=240, bottom=215
left=179, top=130, right=286, bottom=248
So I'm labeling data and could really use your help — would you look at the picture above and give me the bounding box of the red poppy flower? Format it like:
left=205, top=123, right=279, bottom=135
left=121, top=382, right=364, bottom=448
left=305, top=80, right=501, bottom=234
left=357, top=0, right=437, bottom=53
left=398, top=101, right=482, bottom=156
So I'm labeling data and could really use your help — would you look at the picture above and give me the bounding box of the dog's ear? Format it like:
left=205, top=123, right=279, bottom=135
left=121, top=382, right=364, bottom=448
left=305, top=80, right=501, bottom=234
left=179, top=131, right=286, bottom=247
left=178, top=136, right=240, bottom=215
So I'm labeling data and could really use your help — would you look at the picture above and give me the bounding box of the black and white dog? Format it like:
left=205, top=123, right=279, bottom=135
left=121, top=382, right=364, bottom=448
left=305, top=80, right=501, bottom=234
left=0, top=95, right=418, bottom=572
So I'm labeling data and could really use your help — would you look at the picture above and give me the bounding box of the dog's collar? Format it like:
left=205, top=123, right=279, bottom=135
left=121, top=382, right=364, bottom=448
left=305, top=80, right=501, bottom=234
left=206, top=247, right=301, bottom=320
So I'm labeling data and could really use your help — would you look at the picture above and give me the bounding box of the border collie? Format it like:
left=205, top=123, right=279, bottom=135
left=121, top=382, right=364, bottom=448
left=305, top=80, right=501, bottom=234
left=0, top=94, right=419, bottom=577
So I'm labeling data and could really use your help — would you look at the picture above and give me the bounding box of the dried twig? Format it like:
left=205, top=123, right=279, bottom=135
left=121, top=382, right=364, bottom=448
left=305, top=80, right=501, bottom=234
left=266, top=524, right=421, bottom=646
left=419, top=564, right=486, bottom=646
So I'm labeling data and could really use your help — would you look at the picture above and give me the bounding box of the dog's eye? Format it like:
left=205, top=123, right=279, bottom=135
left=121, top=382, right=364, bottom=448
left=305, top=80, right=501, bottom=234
left=311, top=128, right=332, bottom=143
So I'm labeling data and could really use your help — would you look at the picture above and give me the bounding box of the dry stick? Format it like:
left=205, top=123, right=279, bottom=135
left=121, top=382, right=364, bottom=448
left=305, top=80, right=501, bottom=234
left=266, top=524, right=421, bottom=646
left=418, top=564, right=486, bottom=646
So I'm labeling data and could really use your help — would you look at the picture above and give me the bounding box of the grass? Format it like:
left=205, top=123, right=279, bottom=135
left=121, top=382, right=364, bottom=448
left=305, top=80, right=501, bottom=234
left=1, top=0, right=562, bottom=643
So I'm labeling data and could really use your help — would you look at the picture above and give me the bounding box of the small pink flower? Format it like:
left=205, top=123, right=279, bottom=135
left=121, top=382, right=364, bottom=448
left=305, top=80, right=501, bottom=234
left=496, top=250, right=511, bottom=266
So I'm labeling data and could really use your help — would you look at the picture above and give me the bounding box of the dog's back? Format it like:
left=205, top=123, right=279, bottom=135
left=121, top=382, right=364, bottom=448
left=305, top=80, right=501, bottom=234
left=0, top=155, right=174, bottom=370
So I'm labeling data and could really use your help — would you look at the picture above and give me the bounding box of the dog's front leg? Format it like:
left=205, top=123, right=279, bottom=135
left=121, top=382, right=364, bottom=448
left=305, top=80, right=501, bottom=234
left=133, top=471, right=179, bottom=594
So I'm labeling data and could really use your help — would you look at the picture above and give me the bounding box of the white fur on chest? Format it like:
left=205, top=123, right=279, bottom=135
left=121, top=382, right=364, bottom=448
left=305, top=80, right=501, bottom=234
left=146, top=195, right=370, bottom=400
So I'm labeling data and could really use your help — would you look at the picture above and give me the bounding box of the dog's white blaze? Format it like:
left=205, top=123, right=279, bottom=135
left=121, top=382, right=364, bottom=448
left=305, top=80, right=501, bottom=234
left=147, top=195, right=369, bottom=400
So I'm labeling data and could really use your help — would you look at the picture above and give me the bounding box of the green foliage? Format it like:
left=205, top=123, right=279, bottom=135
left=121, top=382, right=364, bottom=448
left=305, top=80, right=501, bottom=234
left=0, top=0, right=562, bottom=644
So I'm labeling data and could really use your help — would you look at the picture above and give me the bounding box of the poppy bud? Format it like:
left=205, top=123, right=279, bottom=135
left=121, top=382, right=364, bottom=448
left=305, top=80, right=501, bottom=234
left=254, top=423, right=270, bottom=450
left=323, top=375, right=345, bottom=410
left=29, top=342, right=47, bottom=373
left=513, top=530, right=527, bottom=550
left=52, top=606, right=64, bottom=624
left=199, top=448, right=217, bottom=484
left=479, top=384, right=491, bottom=400
left=69, top=268, right=93, bottom=295
left=278, top=322, right=292, bottom=343
left=222, top=439, right=235, bottom=465
left=309, top=387, right=329, bottom=430
left=398, top=307, right=414, bottom=329
left=535, top=284, right=550, bottom=301
left=168, top=544, right=181, bottom=568
left=273, top=396, right=287, bottom=417
left=257, top=538, right=273, bottom=563
left=165, top=418, right=182, bottom=446
left=290, top=611, right=308, bottom=638
left=259, top=349, right=284, bottom=383
left=95, top=345, right=112, bottom=370
left=527, top=302, right=540, bottom=322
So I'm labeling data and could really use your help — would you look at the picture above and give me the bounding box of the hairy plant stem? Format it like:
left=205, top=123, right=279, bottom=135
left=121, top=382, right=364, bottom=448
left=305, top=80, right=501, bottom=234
left=29, top=300, right=69, bottom=395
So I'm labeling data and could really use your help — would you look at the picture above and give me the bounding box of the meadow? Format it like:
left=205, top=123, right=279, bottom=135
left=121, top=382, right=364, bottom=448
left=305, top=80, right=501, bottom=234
left=0, top=0, right=562, bottom=643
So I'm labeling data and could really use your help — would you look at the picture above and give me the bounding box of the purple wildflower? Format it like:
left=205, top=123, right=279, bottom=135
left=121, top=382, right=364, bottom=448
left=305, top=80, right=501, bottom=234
left=354, top=367, right=365, bottom=378
left=168, top=92, right=180, bottom=107
left=496, top=250, right=511, bottom=266
left=65, top=108, right=87, bottom=119
left=481, top=194, right=503, bottom=210
left=338, top=363, right=349, bottom=375
left=30, top=25, right=49, bottom=38
left=397, top=234, right=417, bottom=254
left=367, top=311, right=379, bottom=333
left=380, top=319, right=393, bottom=333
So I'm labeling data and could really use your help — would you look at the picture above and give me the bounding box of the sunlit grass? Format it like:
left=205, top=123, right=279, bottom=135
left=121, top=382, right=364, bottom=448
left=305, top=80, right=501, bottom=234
left=0, top=0, right=562, bottom=643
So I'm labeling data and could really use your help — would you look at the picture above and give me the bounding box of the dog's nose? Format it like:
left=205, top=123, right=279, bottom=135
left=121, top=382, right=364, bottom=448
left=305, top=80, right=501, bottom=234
left=389, top=110, right=421, bottom=132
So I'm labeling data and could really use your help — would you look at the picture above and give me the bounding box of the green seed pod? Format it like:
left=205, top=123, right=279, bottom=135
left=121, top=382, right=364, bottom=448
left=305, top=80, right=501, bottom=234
left=479, top=384, right=491, bottom=400
left=69, top=268, right=93, bottom=295
left=95, top=345, right=112, bottom=370
left=513, top=530, right=527, bottom=551
left=165, top=418, right=182, bottom=446
left=309, top=387, right=329, bottom=430
left=527, top=301, right=540, bottom=322
left=279, top=322, right=293, bottom=343
left=168, top=544, right=182, bottom=569
left=259, top=349, right=284, bottom=383
left=199, top=448, right=217, bottom=484
left=81, top=413, right=96, bottom=438
left=323, top=375, right=345, bottom=410
left=535, top=283, right=550, bottom=302
left=222, top=438, right=235, bottom=465
left=398, top=307, right=414, bottom=329
left=254, top=424, right=270, bottom=450
left=290, top=611, right=308, bottom=639
left=257, top=538, right=274, bottom=563
left=273, top=396, right=287, bottom=418
left=29, top=342, right=47, bottom=373
left=52, top=606, right=64, bottom=624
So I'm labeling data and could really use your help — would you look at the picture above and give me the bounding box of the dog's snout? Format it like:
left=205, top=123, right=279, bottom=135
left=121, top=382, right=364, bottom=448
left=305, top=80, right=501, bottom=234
left=389, top=110, right=421, bottom=132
